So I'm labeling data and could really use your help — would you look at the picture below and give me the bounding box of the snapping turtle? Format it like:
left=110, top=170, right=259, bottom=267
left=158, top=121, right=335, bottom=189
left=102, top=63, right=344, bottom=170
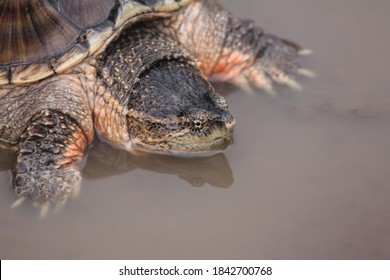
left=0, top=0, right=306, bottom=204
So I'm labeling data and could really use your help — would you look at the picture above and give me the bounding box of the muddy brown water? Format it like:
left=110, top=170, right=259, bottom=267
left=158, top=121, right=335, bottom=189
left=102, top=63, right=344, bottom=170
left=1, top=0, right=390, bottom=259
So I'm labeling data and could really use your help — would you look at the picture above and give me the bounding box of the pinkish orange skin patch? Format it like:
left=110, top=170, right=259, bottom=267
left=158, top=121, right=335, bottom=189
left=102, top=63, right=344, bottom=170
left=207, top=50, right=255, bottom=82
left=162, top=0, right=258, bottom=84
left=93, top=85, right=130, bottom=148
left=56, top=131, right=88, bottom=167
left=60, top=72, right=95, bottom=142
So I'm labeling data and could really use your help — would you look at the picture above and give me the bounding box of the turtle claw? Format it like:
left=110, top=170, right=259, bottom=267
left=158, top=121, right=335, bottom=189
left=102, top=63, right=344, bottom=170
left=233, top=76, right=255, bottom=96
left=298, top=68, right=316, bottom=78
left=39, top=203, right=50, bottom=220
left=235, top=71, right=278, bottom=96
left=263, top=83, right=277, bottom=96
left=54, top=199, right=67, bottom=214
left=71, top=185, right=81, bottom=199
left=298, top=49, right=313, bottom=56
left=240, top=84, right=255, bottom=96
left=11, top=196, right=26, bottom=209
left=285, top=79, right=302, bottom=91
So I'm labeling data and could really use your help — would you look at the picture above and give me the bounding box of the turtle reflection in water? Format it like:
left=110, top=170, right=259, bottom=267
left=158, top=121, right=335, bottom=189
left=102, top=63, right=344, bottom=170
left=0, top=0, right=310, bottom=206
left=84, top=141, right=233, bottom=189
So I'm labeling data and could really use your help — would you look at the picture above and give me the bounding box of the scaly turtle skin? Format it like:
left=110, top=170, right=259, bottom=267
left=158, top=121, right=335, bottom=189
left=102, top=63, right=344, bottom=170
left=0, top=0, right=305, bottom=205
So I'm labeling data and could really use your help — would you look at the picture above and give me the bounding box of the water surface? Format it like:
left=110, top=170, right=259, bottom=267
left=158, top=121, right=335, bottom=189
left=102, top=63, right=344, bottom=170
left=1, top=0, right=390, bottom=259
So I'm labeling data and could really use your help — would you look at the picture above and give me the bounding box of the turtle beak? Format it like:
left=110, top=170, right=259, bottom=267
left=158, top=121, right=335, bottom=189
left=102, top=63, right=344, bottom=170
left=154, top=0, right=192, bottom=10
left=133, top=0, right=192, bottom=10
left=225, top=118, right=235, bottom=134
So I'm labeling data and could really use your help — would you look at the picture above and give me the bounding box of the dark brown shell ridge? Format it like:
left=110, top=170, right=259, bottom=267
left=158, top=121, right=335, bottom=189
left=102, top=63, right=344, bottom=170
left=49, top=0, right=116, bottom=28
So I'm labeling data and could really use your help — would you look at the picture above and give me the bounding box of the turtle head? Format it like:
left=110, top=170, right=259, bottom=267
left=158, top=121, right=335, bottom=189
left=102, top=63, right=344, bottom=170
left=126, top=60, right=235, bottom=155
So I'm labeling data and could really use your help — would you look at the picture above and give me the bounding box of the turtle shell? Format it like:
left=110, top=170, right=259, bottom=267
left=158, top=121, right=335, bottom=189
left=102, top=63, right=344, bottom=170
left=0, top=0, right=191, bottom=85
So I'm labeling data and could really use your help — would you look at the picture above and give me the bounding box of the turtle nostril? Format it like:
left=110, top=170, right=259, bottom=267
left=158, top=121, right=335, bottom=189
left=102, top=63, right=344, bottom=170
left=225, top=118, right=235, bottom=130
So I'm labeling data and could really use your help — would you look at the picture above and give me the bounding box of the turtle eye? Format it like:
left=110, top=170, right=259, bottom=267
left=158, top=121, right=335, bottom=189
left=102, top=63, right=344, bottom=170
left=193, top=120, right=203, bottom=129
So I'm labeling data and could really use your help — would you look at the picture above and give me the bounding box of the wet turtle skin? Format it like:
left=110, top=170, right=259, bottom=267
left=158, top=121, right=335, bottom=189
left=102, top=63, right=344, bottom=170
left=0, top=0, right=306, bottom=206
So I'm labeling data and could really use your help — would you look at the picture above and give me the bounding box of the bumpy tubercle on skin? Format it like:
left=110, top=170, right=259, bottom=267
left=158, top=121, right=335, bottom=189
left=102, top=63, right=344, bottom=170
left=58, top=130, right=89, bottom=167
left=93, top=84, right=131, bottom=148
left=0, top=70, right=94, bottom=146
left=69, top=58, right=131, bottom=149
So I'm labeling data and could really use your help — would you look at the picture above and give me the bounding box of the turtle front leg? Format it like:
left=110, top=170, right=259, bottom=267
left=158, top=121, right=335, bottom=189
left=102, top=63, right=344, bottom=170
left=13, top=109, right=88, bottom=205
left=1, top=73, right=93, bottom=208
left=163, top=0, right=310, bottom=92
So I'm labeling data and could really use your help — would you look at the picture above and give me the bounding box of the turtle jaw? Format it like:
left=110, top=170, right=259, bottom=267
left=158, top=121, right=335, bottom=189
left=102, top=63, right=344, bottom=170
left=126, top=116, right=235, bottom=156
left=168, top=125, right=235, bottom=155
left=128, top=129, right=234, bottom=156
